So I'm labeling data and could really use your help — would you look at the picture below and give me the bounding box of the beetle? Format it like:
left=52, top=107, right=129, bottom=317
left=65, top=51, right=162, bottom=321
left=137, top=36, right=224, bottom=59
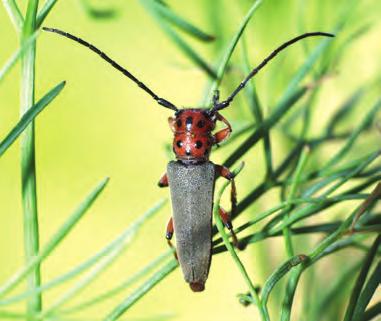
left=42, top=27, right=333, bottom=291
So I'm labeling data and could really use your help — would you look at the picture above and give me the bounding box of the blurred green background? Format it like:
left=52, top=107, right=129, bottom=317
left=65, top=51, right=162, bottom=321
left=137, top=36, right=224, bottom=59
left=1, top=0, right=381, bottom=320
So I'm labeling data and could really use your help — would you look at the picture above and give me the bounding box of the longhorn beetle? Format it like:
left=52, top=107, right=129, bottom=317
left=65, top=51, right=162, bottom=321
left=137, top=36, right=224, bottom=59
left=43, top=27, right=333, bottom=292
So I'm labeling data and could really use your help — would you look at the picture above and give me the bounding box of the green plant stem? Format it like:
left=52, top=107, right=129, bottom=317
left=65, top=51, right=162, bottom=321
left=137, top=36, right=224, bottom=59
left=0, top=81, right=65, bottom=157
left=0, top=178, right=109, bottom=299
left=0, top=31, right=40, bottom=84
left=282, top=147, right=310, bottom=257
left=2, top=0, right=24, bottom=32
left=20, top=0, right=41, bottom=319
left=204, top=0, right=262, bottom=105
left=214, top=165, right=269, bottom=321
left=104, top=259, right=178, bottom=321
left=36, top=0, right=58, bottom=26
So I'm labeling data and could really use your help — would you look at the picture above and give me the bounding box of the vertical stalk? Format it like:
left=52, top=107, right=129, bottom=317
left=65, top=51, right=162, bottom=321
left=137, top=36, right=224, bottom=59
left=20, top=0, right=42, bottom=319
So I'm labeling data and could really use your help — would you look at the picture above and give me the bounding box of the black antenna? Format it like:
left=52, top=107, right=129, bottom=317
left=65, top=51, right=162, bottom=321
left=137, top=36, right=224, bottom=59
left=211, top=32, right=334, bottom=113
left=43, top=27, right=178, bottom=112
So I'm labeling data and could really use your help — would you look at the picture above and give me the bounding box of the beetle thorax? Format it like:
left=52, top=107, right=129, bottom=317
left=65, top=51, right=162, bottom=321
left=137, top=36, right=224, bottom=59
left=169, top=109, right=215, bottom=164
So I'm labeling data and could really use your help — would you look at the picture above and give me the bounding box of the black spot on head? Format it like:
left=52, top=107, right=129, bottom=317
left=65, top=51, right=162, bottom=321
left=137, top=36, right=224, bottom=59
left=176, top=119, right=182, bottom=128
left=176, top=140, right=183, bottom=148
left=186, top=117, right=193, bottom=129
left=197, top=120, right=205, bottom=128
left=186, top=149, right=192, bottom=156
left=195, top=141, right=203, bottom=149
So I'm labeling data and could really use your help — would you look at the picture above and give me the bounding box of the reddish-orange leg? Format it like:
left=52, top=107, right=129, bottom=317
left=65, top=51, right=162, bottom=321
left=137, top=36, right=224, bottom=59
left=213, top=112, right=232, bottom=146
left=215, top=165, right=237, bottom=214
left=158, top=173, right=177, bottom=259
left=219, top=207, right=239, bottom=248
left=215, top=165, right=239, bottom=248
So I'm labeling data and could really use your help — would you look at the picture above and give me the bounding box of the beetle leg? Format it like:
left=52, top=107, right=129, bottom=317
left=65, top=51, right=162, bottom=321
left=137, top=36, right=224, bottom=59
left=215, top=164, right=237, bottom=215
left=166, top=217, right=178, bottom=260
left=219, top=207, right=239, bottom=248
left=158, top=173, right=168, bottom=188
left=213, top=112, right=232, bottom=145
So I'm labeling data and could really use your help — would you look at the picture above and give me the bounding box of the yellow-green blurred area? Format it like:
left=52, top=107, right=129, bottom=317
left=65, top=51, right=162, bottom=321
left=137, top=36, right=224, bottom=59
left=1, top=0, right=381, bottom=321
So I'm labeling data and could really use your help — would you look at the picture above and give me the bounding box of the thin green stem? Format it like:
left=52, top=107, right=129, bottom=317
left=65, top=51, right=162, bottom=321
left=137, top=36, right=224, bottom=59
left=214, top=165, right=269, bottom=321
left=2, top=0, right=24, bottom=32
left=282, top=146, right=310, bottom=257
left=0, top=178, right=109, bottom=299
left=20, top=0, right=41, bottom=318
left=36, top=0, right=59, bottom=27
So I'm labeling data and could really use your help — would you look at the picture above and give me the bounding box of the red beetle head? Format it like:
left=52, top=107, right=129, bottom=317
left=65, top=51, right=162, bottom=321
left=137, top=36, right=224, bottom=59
left=169, top=109, right=216, bottom=163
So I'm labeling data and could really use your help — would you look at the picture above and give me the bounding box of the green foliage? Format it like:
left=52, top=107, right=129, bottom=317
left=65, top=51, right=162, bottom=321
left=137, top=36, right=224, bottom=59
left=0, top=1, right=380, bottom=321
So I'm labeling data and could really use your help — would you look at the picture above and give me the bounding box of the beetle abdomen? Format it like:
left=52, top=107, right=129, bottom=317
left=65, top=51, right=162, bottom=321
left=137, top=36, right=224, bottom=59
left=167, top=161, right=215, bottom=292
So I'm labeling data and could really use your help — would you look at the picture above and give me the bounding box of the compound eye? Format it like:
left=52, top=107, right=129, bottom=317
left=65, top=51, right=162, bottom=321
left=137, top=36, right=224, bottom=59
left=197, top=120, right=205, bottom=128
left=195, top=140, right=203, bottom=149
left=176, top=140, right=183, bottom=148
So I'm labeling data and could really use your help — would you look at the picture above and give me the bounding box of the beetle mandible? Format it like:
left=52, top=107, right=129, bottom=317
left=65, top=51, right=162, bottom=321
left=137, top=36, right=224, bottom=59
left=43, top=27, right=333, bottom=292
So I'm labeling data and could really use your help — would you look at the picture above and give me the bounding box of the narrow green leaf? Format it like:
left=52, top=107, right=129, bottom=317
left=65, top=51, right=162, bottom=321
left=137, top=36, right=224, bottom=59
left=241, top=36, right=273, bottom=177
left=0, top=81, right=65, bottom=157
left=150, top=0, right=214, bottom=42
left=104, top=259, right=178, bottom=321
left=0, top=32, right=40, bottom=84
left=2, top=0, right=24, bottom=32
left=282, top=146, right=310, bottom=257
left=204, top=0, right=263, bottom=105
left=0, top=178, right=109, bottom=298
left=310, top=261, right=362, bottom=321
left=213, top=165, right=269, bottom=321
left=280, top=267, right=303, bottom=321
left=61, top=251, right=171, bottom=314
left=360, top=302, right=381, bottom=321
left=0, top=200, right=166, bottom=307
left=224, top=86, right=307, bottom=168
left=40, top=201, right=164, bottom=318
left=261, top=255, right=307, bottom=305
left=343, top=235, right=381, bottom=321
left=37, top=0, right=59, bottom=27
left=322, top=98, right=381, bottom=172
left=352, top=260, right=381, bottom=321
left=21, top=1, right=45, bottom=317
left=140, top=0, right=216, bottom=79
left=325, top=90, right=364, bottom=136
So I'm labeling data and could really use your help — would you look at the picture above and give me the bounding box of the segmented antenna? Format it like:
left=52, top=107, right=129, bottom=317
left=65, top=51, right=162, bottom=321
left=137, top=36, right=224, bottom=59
left=43, top=27, right=178, bottom=112
left=211, top=32, right=334, bottom=113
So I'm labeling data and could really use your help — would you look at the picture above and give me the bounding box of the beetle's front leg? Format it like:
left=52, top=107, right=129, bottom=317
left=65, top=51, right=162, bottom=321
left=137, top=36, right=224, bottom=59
left=219, top=206, right=239, bottom=248
left=213, top=112, right=232, bottom=145
left=215, top=164, right=237, bottom=215
left=166, top=217, right=178, bottom=260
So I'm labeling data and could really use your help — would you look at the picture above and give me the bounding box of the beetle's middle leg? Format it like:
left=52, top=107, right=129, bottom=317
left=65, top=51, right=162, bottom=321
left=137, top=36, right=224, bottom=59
left=157, top=172, right=178, bottom=259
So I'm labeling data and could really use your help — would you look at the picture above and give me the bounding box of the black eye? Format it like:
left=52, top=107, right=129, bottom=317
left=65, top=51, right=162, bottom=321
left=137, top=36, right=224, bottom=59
left=197, top=120, right=205, bottom=128
left=176, top=119, right=182, bottom=127
left=195, top=141, right=203, bottom=149
left=176, top=140, right=183, bottom=148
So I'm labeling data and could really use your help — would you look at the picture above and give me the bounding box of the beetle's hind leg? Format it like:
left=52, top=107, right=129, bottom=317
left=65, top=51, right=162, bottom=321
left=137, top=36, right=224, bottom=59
left=166, top=217, right=178, bottom=260
left=219, top=207, right=239, bottom=249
